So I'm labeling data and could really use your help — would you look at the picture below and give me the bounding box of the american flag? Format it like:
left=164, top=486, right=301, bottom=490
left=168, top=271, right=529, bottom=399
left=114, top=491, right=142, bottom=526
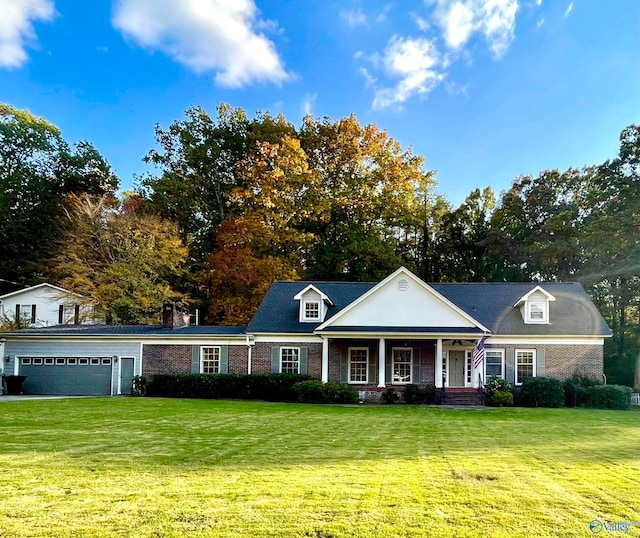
left=473, top=337, right=486, bottom=369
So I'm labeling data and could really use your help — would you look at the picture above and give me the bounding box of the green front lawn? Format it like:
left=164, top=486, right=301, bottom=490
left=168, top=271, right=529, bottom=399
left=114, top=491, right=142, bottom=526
left=0, top=398, right=638, bottom=537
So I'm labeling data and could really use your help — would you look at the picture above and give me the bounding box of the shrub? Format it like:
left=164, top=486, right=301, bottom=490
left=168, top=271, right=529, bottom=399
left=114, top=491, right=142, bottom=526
left=564, top=376, right=600, bottom=407
left=322, top=383, right=358, bottom=404
left=292, top=380, right=326, bottom=403
left=585, top=385, right=632, bottom=410
left=381, top=388, right=399, bottom=404
left=484, top=376, right=513, bottom=406
left=519, top=377, right=565, bottom=408
left=492, top=391, right=514, bottom=407
left=146, top=373, right=312, bottom=402
left=403, top=384, right=438, bottom=404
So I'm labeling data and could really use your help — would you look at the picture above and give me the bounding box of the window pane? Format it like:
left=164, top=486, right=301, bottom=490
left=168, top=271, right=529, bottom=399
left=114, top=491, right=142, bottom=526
left=529, top=303, right=544, bottom=320
left=202, top=347, right=220, bottom=374
left=349, top=349, right=368, bottom=383
left=516, top=351, right=534, bottom=383
left=485, top=351, right=503, bottom=378
left=304, top=302, right=319, bottom=319
left=281, top=348, right=300, bottom=374
left=392, top=349, right=412, bottom=383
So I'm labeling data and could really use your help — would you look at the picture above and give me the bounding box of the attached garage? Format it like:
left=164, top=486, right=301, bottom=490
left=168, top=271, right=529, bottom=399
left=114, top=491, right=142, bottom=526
left=19, top=356, right=113, bottom=395
left=2, top=336, right=142, bottom=396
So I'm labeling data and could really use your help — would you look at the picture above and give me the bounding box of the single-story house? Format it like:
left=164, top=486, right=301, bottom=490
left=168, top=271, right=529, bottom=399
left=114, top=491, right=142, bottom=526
left=0, top=268, right=612, bottom=400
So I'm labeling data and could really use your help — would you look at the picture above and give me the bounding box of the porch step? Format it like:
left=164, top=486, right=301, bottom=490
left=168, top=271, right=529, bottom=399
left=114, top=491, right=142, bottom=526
left=441, top=389, right=484, bottom=406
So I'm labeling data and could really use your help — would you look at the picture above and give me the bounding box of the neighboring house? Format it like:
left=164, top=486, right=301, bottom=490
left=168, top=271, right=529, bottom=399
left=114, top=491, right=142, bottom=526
left=0, top=268, right=612, bottom=399
left=0, top=283, right=95, bottom=328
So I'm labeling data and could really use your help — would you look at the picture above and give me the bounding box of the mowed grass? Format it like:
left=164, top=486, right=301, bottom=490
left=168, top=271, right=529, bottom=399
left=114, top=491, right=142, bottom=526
left=0, top=399, right=638, bottom=538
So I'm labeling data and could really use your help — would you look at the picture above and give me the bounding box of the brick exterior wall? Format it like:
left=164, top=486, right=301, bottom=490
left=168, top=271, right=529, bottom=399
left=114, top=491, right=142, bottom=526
left=229, top=346, right=249, bottom=374
left=251, top=342, right=323, bottom=376
left=486, top=343, right=603, bottom=383
left=142, top=344, right=192, bottom=376
left=544, top=344, right=603, bottom=381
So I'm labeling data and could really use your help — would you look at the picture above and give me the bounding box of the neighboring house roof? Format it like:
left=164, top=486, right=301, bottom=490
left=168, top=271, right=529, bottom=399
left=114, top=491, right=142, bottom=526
left=248, top=279, right=612, bottom=337
left=0, top=278, right=26, bottom=296
left=0, top=282, right=88, bottom=301
left=1, top=324, right=246, bottom=338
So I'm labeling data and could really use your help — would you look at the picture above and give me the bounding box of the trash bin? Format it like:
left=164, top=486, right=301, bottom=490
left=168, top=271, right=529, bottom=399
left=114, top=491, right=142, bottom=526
left=3, top=375, right=27, bottom=395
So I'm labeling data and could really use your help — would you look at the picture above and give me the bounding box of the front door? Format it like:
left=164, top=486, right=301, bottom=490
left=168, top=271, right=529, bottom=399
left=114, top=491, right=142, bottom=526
left=448, top=350, right=465, bottom=387
left=119, top=357, right=135, bottom=395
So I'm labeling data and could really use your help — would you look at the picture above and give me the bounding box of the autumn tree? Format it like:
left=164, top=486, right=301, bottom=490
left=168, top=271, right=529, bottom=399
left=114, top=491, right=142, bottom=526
left=0, top=104, right=117, bottom=283
left=201, top=217, right=297, bottom=325
left=51, top=195, right=188, bottom=324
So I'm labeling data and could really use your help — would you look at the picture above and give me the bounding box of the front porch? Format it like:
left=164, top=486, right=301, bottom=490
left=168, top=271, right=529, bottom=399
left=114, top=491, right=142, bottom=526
left=319, top=335, right=486, bottom=390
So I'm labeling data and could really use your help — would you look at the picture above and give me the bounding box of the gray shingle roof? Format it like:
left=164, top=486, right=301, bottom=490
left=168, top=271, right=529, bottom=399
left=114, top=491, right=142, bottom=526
left=2, top=324, right=246, bottom=338
left=247, top=281, right=612, bottom=337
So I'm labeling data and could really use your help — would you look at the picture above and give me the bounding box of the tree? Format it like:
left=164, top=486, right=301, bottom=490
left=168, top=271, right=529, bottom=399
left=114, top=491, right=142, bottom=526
left=51, top=195, right=188, bottom=324
left=0, top=104, right=116, bottom=283
left=577, top=125, right=640, bottom=386
left=200, top=217, right=297, bottom=325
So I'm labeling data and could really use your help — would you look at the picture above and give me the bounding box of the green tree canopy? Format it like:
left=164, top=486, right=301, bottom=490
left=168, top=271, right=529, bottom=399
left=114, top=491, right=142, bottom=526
left=0, top=103, right=117, bottom=283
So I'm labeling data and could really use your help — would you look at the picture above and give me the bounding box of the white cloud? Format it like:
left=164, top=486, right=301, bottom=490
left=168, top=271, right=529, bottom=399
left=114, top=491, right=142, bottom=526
left=412, top=13, right=431, bottom=31
left=301, top=93, right=317, bottom=117
left=564, top=1, right=574, bottom=17
left=375, top=4, right=393, bottom=23
left=359, top=67, right=377, bottom=88
left=536, top=17, right=544, bottom=28
left=0, top=0, right=55, bottom=69
left=372, top=36, right=444, bottom=110
left=341, top=9, right=367, bottom=27
left=112, top=0, right=289, bottom=88
left=536, top=0, right=542, bottom=5
left=430, top=0, right=519, bottom=58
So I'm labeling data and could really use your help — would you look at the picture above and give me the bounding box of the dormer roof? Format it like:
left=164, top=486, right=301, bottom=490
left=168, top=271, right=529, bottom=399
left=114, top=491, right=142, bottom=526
left=293, top=284, right=334, bottom=305
left=513, top=285, right=556, bottom=307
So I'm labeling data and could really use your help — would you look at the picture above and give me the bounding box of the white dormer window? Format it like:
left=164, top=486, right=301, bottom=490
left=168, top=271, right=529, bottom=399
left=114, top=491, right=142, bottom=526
left=303, top=301, right=320, bottom=321
left=528, top=302, right=546, bottom=322
left=514, top=286, right=555, bottom=325
left=294, top=284, right=334, bottom=323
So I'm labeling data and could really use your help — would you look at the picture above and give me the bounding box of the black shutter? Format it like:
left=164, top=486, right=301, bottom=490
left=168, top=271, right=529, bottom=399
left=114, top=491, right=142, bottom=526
left=59, top=305, right=64, bottom=324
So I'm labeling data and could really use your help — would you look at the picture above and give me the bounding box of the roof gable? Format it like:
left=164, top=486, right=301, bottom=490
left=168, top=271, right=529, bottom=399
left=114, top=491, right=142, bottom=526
left=317, top=267, right=489, bottom=332
left=0, top=283, right=86, bottom=301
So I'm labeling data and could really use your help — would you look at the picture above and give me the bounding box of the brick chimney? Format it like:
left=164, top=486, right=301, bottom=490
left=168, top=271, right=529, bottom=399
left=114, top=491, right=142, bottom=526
left=162, top=303, right=190, bottom=329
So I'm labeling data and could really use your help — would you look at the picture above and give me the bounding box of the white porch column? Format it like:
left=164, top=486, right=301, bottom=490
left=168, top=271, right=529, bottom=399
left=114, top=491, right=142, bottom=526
left=321, top=337, right=329, bottom=383
left=378, top=338, right=386, bottom=388
left=435, top=338, right=443, bottom=388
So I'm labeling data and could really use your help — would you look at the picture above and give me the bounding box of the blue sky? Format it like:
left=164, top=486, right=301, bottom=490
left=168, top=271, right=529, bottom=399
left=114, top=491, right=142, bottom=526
left=0, top=0, right=637, bottom=205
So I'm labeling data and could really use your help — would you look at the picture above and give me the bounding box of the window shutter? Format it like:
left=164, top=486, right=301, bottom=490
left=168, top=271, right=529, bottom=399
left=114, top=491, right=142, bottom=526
left=58, top=305, right=64, bottom=324
left=385, top=356, right=392, bottom=386
left=31, top=305, right=36, bottom=323
left=299, top=347, right=308, bottom=375
left=412, top=354, right=420, bottom=385
left=368, top=351, right=376, bottom=385
left=74, top=305, right=80, bottom=324
left=536, top=347, right=545, bottom=377
left=340, top=352, right=348, bottom=383
left=271, top=347, right=280, bottom=373
left=15, top=304, right=20, bottom=323
left=191, top=346, right=200, bottom=374
left=220, top=346, right=229, bottom=374
left=506, top=349, right=515, bottom=384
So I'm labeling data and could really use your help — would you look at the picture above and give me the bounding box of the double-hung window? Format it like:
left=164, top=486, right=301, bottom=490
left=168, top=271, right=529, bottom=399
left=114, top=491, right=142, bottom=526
left=348, top=348, right=368, bottom=384
left=484, top=349, right=504, bottom=379
left=392, top=348, right=412, bottom=384
left=515, top=350, right=535, bottom=385
left=280, top=347, right=300, bottom=374
left=201, top=346, right=220, bottom=374
left=527, top=302, right=547, bottom=323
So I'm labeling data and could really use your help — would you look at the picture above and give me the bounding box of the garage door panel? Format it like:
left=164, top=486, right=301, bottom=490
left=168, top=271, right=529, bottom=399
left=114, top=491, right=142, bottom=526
left=19, top=360, right=112, bottom=395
